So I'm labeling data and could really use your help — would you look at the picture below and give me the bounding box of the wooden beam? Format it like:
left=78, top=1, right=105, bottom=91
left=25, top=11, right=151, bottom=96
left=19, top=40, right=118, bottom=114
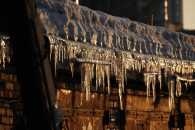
left=3, top=0, right=56, bottom=129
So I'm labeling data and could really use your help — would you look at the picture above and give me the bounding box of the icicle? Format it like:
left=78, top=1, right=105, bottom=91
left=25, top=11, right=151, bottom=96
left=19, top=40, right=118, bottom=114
left=80, top=93, right=83, bottom=106
left=99, top=65, right=102, bottom=87
left=171, top=80, right=174, bottom=109
left=92, top=64, right=94, bottom=79
left=144, top=75, right=147, bottom=86
left=168, top=73, right=172, bottom=110
left=176, top=77, right=178, bottom=97
left=111, top=56, right=114, bottom=75
left=178, top=79, right=182, bottom=96
left=158, top=74, right=162, bottom=90
left=70, top=63, right=74, bottom=78
left=134, top=60, right=137, bottom=71
left=88, top=64, right=92, bottom=84
left=125, top=67, right=127, bottom=84
left=58, top=45, right=61, bottom=61
left=164, top=66, right=167, bottom=84
left=54, top=45, right=58, bottom=77
left=146, top=75, right=150, bottom=102
left=189, top=81, right=192, bottom=87
left=146, top=63, right=149, bottom=72
left=6, top=46, right=10, bottom=63
left=138, top=62, right=141, bottom=73
left=64, top=46, right=66, bottom=60
left=132, top=60, right=135, bottom=71
left=84, top=63, right=91, bottom=101
left=96, top=64, right=99, bottom=91
left=152, top=75, right=156, bottom=102
left=84, top=63, right=87, bottom=92
left=182, top=67, right=185, bottom=74
left=1, top=39, right=6, bottom=69
left=106, top=65, right=110, bottom=94
left=121, top=60, right=124, bottom=92
left=119, top=81, right=123, bottom=110
left=158, top=66, right=162, bottom=90
left=185, top=81, right=188, bottom=90
left=81, top=63, right=85, bottom=93
left=50, top=45, right=53, bottom=61
left=102, top=65, right=105, bottom=91
left=61, top=45, right=64, bottom=63
left=168, top=97, right=171, bottom=110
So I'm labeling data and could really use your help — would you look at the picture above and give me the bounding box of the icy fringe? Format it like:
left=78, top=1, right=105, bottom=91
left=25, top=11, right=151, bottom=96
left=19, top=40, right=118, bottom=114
left=0, top=38, right=12, bottom=69
left=49, top=35, right=195, bottom=110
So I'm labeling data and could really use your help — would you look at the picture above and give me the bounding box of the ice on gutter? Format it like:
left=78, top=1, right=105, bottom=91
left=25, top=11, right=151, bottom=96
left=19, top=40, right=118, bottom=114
left=0, top=34, right=12, bottom=69
left=47, top=34, right=195, bottom=110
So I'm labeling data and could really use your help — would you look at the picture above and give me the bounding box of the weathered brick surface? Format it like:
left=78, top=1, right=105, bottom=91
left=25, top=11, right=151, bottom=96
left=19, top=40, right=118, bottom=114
left=14, top=83, right=20, bottom=91
left=8, top=91, right=12, bottom=98
left=9, top=117, right=13, bottom=124
left=0, top=72, right=10, bottom=81
left=5, top=125, right=10, bottom=130
left=7, top=109, right=13, bottom=116
left=6, top=82, right=14, bottom=90
left=0, top=90, right=4, bottom=97
left=0, top=124, right=6, bottom=130
left=2, top=116, right=9, bottom=124
left=4, top=90, right=9, bottom=98
left=1, top=108, right=7, bottom=115
left=0, top=70, right=24, bottom=130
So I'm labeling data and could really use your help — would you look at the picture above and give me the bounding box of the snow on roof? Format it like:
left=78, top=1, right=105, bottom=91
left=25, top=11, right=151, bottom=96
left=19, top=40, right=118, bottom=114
left=37, top=0, right=195, bottom=110
left=37, top=0, right=195, bottom=61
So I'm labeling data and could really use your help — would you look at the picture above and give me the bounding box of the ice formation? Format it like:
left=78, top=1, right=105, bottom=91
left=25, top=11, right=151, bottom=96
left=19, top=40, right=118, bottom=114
left=47, top=35, right=195, bottom=110
left=0, top=0, right=194, bottom=111
left=36, top=0, right=195, bottom=110
left=0, top=35, right=11, bottom=69
left=37, top=0, right=195, bottom=61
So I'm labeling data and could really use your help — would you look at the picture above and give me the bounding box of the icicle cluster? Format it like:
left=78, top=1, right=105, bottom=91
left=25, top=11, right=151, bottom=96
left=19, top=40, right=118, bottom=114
left=47, top=35, right=195, bottom=110
left=0, top=38, right=12, bottom=69
left=143, top=72, right=160, bottom=103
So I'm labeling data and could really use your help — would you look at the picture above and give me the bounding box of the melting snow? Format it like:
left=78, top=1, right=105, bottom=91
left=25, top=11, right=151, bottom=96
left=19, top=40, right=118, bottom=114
left=2, top=0, right=192, bottom=111
left=36, top=0, right=195, bottom=110
left=47, top=34, right=195, bottom=110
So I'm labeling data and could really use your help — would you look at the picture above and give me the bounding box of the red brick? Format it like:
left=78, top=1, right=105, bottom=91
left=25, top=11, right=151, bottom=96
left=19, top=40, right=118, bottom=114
left=1, top=108, right=6, bottom=116
left=0, top=82, right=14, bottom=90
left=6, top=109, right=13, bottom=116
left=9, top=125, right=13, bottom=129
left=3, top=103, right=10, bottom=108
left=13, top=92, right=18, bottom=98
left=13, top=75, right=17, bottom=82
left=0, top=72, right=9, bottom=81
left=0, top=107, right=2, bottom=115
left=17, top=111, right=20, bottom=117
left=5, top=125, right=10, bottom=130
left=0, top=115, right=2, bottom=123
left=0, top=90, right=4, bottom=97
left=6, top=83, right=14, bottom=90
left=14, top=83, right=20, bottom=91
left=0, top=124, right=5, bottom=130
left=9, top=117, right=13, bottom=124
left=21, top=111, right=23, bottom=116
left=8, top=91, right=12, bottom=98
left=9, top=74, right=13, bottom=81
left=4, top=90, right=9, bottom=98
left=2, top=116, right=9, bottom=124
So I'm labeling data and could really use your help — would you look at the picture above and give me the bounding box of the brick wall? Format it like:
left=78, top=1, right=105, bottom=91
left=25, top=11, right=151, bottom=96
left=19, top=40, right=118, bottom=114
left=0, top=66, right=25, bottom=130
left=55, top=80, right=195, bottom=130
